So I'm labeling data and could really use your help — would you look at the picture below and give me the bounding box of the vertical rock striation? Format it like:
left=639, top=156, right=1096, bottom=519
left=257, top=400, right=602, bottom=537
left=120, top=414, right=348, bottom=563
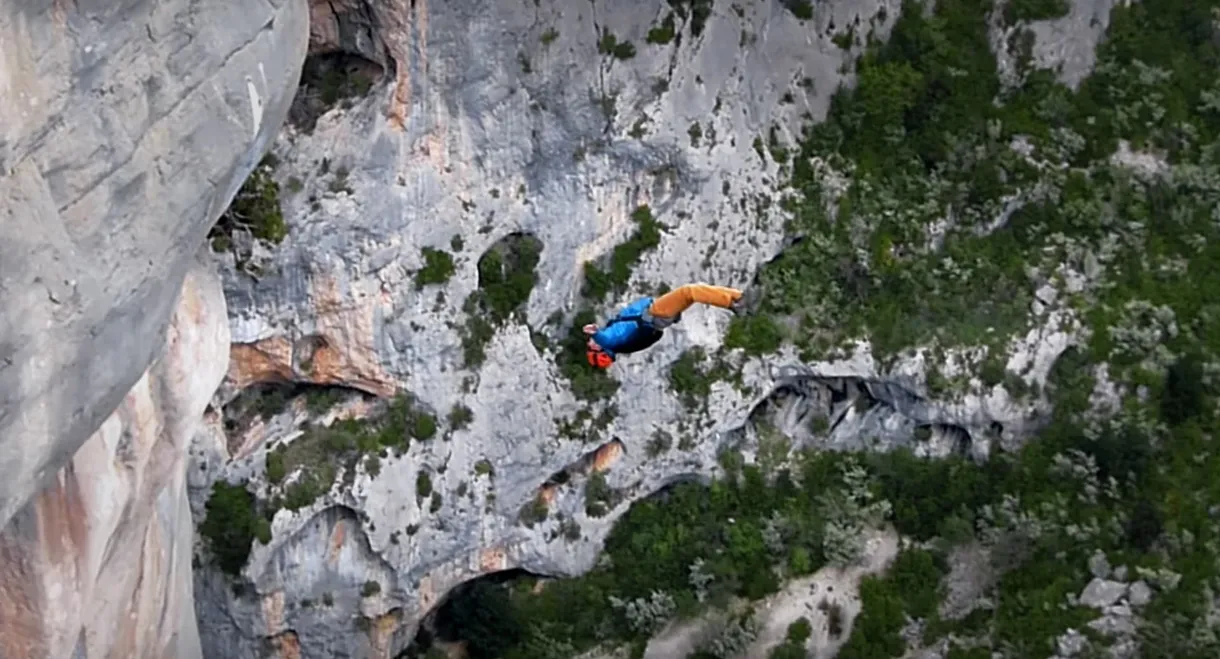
left=0, top=0, right=310, bottom=529
left=0, top=252, right=229, bottom=659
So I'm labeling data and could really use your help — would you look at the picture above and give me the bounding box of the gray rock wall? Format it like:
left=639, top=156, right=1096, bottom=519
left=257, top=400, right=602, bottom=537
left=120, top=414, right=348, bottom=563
left=0, top=0, right=310, bottom=529
left=0, top=251, right=228, bottom=659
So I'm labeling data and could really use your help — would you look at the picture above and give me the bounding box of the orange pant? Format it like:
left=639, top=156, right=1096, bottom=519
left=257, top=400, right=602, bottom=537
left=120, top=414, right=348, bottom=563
left=646, top=284, right=742, bottom=326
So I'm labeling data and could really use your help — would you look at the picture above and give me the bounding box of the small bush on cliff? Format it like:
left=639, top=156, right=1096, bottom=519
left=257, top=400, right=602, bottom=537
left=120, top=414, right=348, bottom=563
left=416, top=471, right=434, bottom=500
left=415, top=247, right=456, bottom=289
left=581, top=205, right=663, bottom=303
left=666, top=347, right=735, bottom=410
left=448, top=403, right=474, bottom=431
left=260, top=393, right=437, bottom=512
left=597, top=29, right=636, bottom=60
left=199, top=480, right=272, bottom=577
left=460, top=232, right=545, bottom=368
left=208, top=155, right=287, bottom=256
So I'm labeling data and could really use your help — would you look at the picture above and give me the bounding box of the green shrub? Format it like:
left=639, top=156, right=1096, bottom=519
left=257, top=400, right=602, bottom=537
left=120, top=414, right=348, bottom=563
left=1003, top=0, right=1070, bottom=24
left=646, top=13, right=677, bottom=45
left=837, top=548, right=946, bottom=659
left=415, top=247, right=456, bottom=289
left=416, top=471, right=434, bottom=499
left=460, top=233, right=544, bottom=367
left=208, top=157, right=287, bottom=257
left=199, top=480, right=272, bottom=577
left=259, top=392, right=434, bottom=512
left=411, top=410, right=438, bottom=440
left=581, top=205, right=663, bottom=303
left=584, top=471, right=616, bottom=517
left=667, top=347, right=733, bottom=409
left=597, top=30, right=636, bottom=60
left=362, top=580, right=381, bottom=597
left=265, top=447, right=286, bottom=484
left=448, top=403, right=474, bottom=430
left=520, top=494, right=550, bottom=527
left=723, top=315, right=784, bottom=356
left=786, top=617, right=812, bottom=643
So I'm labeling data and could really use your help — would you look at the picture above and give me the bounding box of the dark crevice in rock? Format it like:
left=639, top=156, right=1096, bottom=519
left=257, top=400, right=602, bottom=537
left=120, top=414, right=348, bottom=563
left=913, top=423, right=974, bottom=457
left=398, top=568, right=542, bottom=659
left=526, top=438, right=626, bottom=522
left=222, top=381, right=370, bottom=435
left=544, top=438, right=626, bottom=488
left=288, top=51, right=386, bottom=133
left=746, top=366, right=970, bottom=452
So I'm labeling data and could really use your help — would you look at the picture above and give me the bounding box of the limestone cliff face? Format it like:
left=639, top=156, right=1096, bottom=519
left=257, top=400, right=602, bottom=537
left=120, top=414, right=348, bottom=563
left=0, top=253, right=229, bottom=659
left=0, top=0, right=310, bottom=530
left=189, top=0, right=1084, bottom=656
left=0, top=1, right=310, bottom=658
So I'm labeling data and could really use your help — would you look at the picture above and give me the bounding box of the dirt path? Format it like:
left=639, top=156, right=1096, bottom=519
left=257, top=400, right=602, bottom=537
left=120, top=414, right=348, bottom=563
left=621, top=527, right=901, bottom=659
left=742, top=527, right=901, bottom=659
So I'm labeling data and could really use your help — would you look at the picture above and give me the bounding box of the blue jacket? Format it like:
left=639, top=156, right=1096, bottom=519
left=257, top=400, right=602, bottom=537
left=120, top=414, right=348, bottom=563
left=591, top=297, right=665, bottom=358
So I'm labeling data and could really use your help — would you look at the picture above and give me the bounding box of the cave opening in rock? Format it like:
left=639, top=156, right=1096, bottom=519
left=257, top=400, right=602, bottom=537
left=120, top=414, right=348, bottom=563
left=913, top=423, right=974, bottom=457
left=398, top=569, right=540, bottom=659
left=457, top=231, right=545, bottom=368
left=222, top=381, right=370, bottom=433
left=288, top=51, right=386, bottom=133
left=473, top=232, right=545, bottom=322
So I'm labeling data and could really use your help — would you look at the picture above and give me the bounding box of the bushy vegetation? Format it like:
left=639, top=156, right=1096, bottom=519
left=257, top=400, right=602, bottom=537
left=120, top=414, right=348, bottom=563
left=428, top=0, right=1220, bottom=657
left=208, top=154, right=287, bottom=268
left=414, top=247, right=456, bottom=289
left=667, top=347, right=736, bottom=410
left=261, top=392, right=438, bottom=514
left=668, top=0, right=714, bottom=38
left=646, top=13, right=677, bottom=45
left=597, top=29, right=636, bottom=60
left=198, top=480, right=272, bottom=577
left=460, top=232, right=544, bottom=367
left=427, top=451, right=899, bottom=657
left=581, top=205, right=664, bottom=303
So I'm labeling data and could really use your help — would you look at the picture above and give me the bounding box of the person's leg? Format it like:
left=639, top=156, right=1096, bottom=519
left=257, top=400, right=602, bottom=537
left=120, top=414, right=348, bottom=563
left=647, top=284, right=743, bottom=321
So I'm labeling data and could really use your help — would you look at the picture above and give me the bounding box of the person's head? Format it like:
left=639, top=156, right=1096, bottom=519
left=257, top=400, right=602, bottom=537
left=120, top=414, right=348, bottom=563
left=586, top=339, right=614, bottom=370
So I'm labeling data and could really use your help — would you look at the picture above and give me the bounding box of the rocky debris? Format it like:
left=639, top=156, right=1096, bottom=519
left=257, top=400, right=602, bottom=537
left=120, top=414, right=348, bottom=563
left=0, top=253, right=229, bottom=659
left=0, top=0, right=310, bottom=530
left=989, top=0, right=1121, bottom=90
left=1053, top=566, right=1157, bottom=659
left=1079, top=577, right=1128, bottom=609
left=1056, top=628, right=1089, bottom=657
left=938, top=542, right=997, bottom=622
left=1127, top=581, right=1152, bottom=607
left=1088, top=549, right=1112, bottom=579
